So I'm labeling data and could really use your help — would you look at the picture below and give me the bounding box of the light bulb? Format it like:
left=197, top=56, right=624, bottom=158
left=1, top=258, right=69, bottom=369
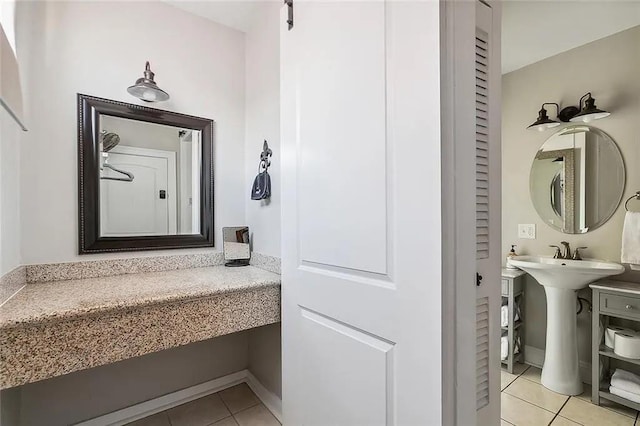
left=143, top=90, right=157, bottom=101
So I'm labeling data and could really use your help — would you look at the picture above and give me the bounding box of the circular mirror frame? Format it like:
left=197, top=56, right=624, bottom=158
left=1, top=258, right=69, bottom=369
left=529, top=125, right=626, bottom=234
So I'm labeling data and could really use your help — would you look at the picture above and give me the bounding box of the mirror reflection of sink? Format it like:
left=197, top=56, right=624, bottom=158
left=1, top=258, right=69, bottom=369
left=509, top=255, right=624, bottom=396
left=509, top=255, right=625, bottom=290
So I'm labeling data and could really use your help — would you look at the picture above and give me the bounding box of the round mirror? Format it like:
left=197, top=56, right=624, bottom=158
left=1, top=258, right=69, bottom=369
left=530, top=125, right=625, bottom=234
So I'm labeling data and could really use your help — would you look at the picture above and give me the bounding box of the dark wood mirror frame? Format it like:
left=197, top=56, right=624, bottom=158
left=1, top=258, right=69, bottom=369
left=77, top=94, right=214, bottom=254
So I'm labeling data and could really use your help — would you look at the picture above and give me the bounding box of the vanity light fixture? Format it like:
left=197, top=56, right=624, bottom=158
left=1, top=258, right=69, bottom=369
left=527, top=103, right=561, bottom=132
left=527, top=93, right=611, bottom=131
left=126, top=61, right=170, bottom=102
left=569, top=92, right=610, bottom=123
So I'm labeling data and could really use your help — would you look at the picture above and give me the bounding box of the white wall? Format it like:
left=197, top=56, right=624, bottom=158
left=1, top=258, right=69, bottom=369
left=243, top=1, right=282, bottom=400
left=15, top=0, right=246, bottom=264
left=244, top=2, right=281, bottom=258
left=502, top=26, right=640, bottom=362
left=0, top=97, right=22, bottom=275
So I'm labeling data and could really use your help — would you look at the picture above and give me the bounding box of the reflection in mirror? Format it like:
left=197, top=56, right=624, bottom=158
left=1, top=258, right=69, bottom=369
left=78, top=94, right=213, bottom=254
left=223, top=227, right=250, bottom=267
left=530, top=125, right=625, bottom=234
left=99, top=116, right=201, bottom=237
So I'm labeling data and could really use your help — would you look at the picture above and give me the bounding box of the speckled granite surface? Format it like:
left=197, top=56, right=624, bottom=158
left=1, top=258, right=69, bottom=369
left=0, top=266, right=26, bottom=305
left=0, top=266, right=280, bottom=389
left=25, top=252, right=225, bottom=283
left=250, top=253, right=281, bottom=275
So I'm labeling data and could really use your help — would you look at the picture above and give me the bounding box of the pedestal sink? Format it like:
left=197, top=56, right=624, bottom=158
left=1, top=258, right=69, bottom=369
left=509, top=255, right=624, bottom=395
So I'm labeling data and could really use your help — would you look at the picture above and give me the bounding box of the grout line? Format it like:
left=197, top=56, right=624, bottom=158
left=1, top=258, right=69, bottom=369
left=500, top=419, right=515, bottom=425
left=547, top=397, right=572, bottom=425
left=217, top=389, right=233, bottom=414
left=503, top=391, right=558, bottom=415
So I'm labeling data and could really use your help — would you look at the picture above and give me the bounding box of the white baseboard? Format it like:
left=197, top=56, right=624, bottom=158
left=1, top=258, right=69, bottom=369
left=76, top=369, right=282, bottom=426
left=524, top=345, right=592, bottom=385
left=245, top=371, right=283, bottom=422
left=524, top=345, right=545, bottom=368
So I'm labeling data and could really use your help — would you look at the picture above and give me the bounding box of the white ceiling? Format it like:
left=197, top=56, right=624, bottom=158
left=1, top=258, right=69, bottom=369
left=163, top=0, right=272, bottom=33
left=166, top=1, right=640, bottom=72
left=502, top=1, right=640, bottom=74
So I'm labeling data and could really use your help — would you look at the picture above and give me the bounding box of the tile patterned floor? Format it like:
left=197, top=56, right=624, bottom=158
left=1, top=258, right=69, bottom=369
left=126, top=383, right=280, bottom=426
left=501, top=364, right=640, bottom=426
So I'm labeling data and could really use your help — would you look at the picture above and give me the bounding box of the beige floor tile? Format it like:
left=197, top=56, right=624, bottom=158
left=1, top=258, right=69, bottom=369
left=512, top=363, right=531, bottom=375
left=501, top=420, right=514, bottom=426
left=501, top=393, right=555, bottom=426
left=126, top=412, right=171, bottom=426
left=219, top=383, right=260, bottom=414
left=575, top=384, right=593, bottom=402
left=504, top=377, right=569, bottom=413
left=520, top=366, right=543, bottom=384
left=167, top=394, right=231, bottom=426
left=212, top=417, right=239, bottom=426
left=560, top=397, right=634, bottom=426
left=502, top=370, right=520, bottom=391
left=550, top=416, right=581, bottom=425
left=575, top=386, right=638, bottom=418
left=234, top=404, right=280, bottom=426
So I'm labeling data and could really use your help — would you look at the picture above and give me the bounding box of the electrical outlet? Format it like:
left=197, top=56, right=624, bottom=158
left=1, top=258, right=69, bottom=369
left=518, top=224, right=536, bottom=239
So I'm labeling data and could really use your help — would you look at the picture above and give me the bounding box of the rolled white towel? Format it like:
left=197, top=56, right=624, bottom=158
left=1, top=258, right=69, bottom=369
left=611, top=369, right=640, bottom=395
left=501, top=336, right=508, bottom=360
left=610, top=385, right=640, bottom=404
left=500, top=305, right=520, bottom=327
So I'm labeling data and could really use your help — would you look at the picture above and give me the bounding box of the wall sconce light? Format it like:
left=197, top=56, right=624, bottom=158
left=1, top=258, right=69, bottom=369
left=568, top=92, right=610, bottom=123
left=127, top=61, right=170, bottom=102
left=527, top=103, right=561, bottom=132
left=527, top=92, right=610, bottom=131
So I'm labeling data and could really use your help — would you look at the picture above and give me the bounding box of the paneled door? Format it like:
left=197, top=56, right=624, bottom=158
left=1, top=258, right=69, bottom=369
left=281, top=1, right=446, bottom=424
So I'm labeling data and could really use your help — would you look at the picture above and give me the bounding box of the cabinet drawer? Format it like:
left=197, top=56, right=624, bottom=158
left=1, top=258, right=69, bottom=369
left=600, top=293, right=640, bottom=320
left=501, top=279, right=509, bottom=295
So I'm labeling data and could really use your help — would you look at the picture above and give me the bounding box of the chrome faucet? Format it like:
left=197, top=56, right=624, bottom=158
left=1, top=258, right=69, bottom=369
left=549, top=242, right=588, bottom=260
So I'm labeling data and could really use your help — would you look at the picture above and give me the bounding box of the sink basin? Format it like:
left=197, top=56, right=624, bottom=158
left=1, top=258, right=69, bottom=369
left=509, top=255, right=624, bottom=396
left=509, top=256, right=625, bottom=290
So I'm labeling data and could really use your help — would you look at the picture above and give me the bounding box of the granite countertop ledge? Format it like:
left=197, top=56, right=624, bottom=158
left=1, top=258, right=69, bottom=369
left=0, top=265, right=280, bottom=329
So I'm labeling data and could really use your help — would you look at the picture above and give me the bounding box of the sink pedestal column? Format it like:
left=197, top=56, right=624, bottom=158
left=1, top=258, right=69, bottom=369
left=541, top=286, right=583, bottom=395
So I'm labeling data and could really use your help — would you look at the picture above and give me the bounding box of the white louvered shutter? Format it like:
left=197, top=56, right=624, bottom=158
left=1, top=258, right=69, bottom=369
left=476, top=30, right=490, bottom=261
left=476, top=297, right=490, bottom=409
left=475, top=1, right=501, bottom=425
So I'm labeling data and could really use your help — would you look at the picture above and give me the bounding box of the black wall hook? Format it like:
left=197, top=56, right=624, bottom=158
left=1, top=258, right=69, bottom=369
left=251, top=140, right=273, bottom=200
left=260, top=140, right=272, bottom=172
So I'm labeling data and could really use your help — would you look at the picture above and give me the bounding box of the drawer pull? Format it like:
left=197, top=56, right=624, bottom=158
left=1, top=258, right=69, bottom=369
left=626, top=305, right=633, bottom=310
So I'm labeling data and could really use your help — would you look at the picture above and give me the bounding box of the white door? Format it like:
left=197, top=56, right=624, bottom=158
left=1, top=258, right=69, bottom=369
left=475, top=2, right=501, bottom=425
left=281, top=2, right=446, bottom=424
left=100, top=146, right=177, bottom=236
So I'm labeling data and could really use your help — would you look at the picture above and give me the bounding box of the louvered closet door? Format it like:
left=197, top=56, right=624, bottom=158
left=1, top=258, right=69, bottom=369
left=476, top=1, right=501, bottom=425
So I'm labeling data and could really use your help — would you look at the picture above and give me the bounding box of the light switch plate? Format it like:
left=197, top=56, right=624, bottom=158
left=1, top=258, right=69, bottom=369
left=518, top=224, right=536, bottom=239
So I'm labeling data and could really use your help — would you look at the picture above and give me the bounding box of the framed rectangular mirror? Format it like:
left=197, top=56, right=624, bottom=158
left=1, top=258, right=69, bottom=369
left=78, top=94, right=214, bottom=253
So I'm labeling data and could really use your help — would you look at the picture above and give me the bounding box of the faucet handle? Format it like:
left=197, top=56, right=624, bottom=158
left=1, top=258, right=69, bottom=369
left=549, top=245, right=562, bottom=259
left=573, top=247, right=588, bottom=260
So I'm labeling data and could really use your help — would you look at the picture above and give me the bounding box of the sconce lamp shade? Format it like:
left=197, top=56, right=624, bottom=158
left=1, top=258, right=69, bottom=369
left=569, top=93, right=610, bottom=123
left=127, top=62, right=169, bottom=102
left=527, top=105, right=561, bottom=132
